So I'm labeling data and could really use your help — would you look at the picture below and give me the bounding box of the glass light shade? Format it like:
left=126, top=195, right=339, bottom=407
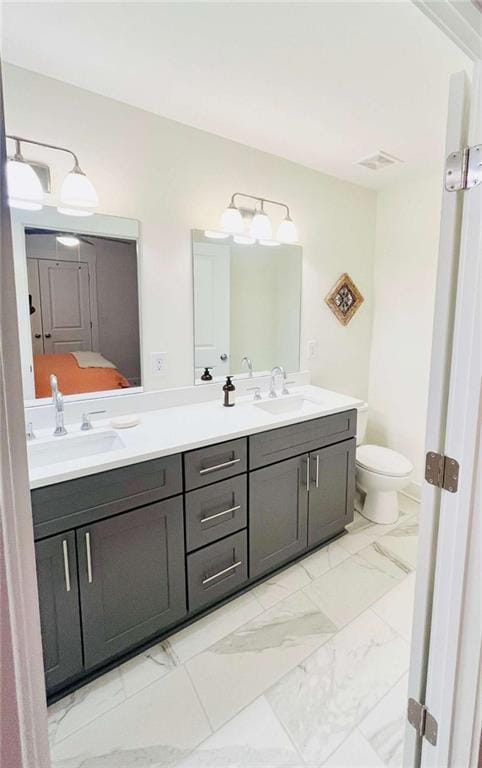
left=57, top=235, right=80, bottom=247
left=7, top=158, right=43, bottom=210
left=233, top=235, right=255, bottom=245
left=276, top=216, right=298, bottom=244
left=60, top=169, right=99, bottom=210
left=204, top=230, right=229, bottom=239
left=259, top=239, right=280, bottom=247
left=220, top=203, right=244, bottom=234
left=250, top=211, right=272, bottom=240
left=57, top=206, right=93, bottom=217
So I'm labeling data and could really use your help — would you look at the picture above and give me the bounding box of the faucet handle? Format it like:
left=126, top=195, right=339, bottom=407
left=247, top=386, right=262, bottom=401
left=81, top=410, right=106, bottom=431
left=282, top=381, right=296, bottom=395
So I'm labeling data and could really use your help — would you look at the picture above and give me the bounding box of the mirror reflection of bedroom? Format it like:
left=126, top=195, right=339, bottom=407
left=25, top=229, right=141, bottom=399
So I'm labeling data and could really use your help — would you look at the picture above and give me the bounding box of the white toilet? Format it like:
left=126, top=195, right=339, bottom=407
left=355, top=405, right=413, bottom=525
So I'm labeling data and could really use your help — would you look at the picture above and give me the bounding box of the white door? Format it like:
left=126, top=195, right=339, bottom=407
left=38, top=259, right=93, bottom=354
left=404, top=65, right=481, bottom=767
left=193, top=242, right=230, bottom=378
left=26, top=258, right=44, bottom=355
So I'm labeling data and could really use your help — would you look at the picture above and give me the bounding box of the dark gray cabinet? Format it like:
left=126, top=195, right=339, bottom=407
left=187, top=530, right=248, bottom=612
left=249, top=455, right=309, bottom=579
left=77, top=497, right=186, bottom=669
left=307, top=439, right=356, bottom=547
left=35, top=532, right=83, bottom=691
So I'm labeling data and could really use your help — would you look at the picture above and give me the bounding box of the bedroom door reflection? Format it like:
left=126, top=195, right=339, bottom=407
left=25, top=230, right=141, bottom=399
left=28, top=258, right=94, bottom=355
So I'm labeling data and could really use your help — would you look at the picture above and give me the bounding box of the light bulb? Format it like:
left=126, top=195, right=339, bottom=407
left=276, top=215, right=298, bottom=244
left=7, top=157, right=43, bottom=210
left=250, top=209, right=272, bottom=240
left=259, top=239, right=280, bottom=247
left=204, top=230, right=230, bottom=239
left=60, top=166, right=98, bottom=212
left=57, top=235, right=80, bottom=247
left=233, top=235, right=255, bottom=245
left=220, top=203, right=244, bottom=234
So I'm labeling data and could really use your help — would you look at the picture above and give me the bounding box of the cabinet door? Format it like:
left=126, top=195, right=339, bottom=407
left=77, top=497, right=186, bottom=669
left=249, top=455, right=308, bottom=579
left=308, top=438, right=356, bottom=548
left=35, top=532, right=83, bottom=692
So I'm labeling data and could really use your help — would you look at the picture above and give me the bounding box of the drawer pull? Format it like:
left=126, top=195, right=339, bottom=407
left=200, top=505, right=241, bottom=524
left=315, top=454, right=320, bottom=489
left=199, top=458, right=241, bottom=475
left=62, top=539, right=71, bottom=593
left=202, top=560, right=242, bottom=585
left=85, top=532, right=93, bottom=584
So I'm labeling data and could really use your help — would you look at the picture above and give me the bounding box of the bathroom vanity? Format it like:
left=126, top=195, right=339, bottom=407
left=30, top=393, right=358, bottom=699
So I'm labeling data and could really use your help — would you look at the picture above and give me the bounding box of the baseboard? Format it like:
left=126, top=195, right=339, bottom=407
left=400, top=480, right=422, bottom=502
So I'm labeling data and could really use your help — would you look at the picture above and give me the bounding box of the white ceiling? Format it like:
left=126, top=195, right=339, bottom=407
left=2, top=1, right=472, bottom=189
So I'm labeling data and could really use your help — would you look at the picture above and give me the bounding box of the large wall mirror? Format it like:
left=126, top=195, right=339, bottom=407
left=12, top=207, right=141, bottom=404
left=192, top=230, right=302, bottom=382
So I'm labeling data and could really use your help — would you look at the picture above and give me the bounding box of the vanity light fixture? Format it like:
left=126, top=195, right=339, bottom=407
left=219, top=192, right=298, bottom=244
left=6, top=135, right=99, bottom=216
left=56, top=234, right=81, bottom=247
left=6, top=139, right=43, bottom=210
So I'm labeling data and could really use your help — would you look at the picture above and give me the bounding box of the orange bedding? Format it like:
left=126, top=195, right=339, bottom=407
left=34, top=353, right=131, bottom=398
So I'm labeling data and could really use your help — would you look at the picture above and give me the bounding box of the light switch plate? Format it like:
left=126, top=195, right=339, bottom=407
left=151, top=352, right=168, bottom=375
left=307, top=340, right=318, bottom=359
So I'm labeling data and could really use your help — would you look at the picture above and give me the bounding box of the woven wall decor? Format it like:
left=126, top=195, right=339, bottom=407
left=324, top=272, right=364, bottom=326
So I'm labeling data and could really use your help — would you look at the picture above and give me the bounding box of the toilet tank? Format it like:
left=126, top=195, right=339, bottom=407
left=356, top=403, right=369, bottom=445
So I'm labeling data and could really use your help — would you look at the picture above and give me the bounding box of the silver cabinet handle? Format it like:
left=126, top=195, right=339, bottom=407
left=305, top=458, right=310, bottom=492
left=202, top=560, right=242, bottom=585
left=85, top=532, right=93, bottom=584
left=315, top=454, right=320, bottom=489
left=62, top=539, right=71, bottom=593
left=200, top=505, right=241, bottom=524
left=199, top=458, right=241, bottom=475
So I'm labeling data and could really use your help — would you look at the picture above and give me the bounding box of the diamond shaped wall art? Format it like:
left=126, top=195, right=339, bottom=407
left=324, top=273, right=364, bottom=326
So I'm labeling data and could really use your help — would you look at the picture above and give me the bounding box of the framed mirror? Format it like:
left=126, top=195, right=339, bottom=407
left=192, top=229, right=302, bottom=382
left=12, top=206, right=141, bottom=404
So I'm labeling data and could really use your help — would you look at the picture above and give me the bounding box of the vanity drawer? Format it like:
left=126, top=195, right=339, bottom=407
left=184, top=438, right=247, bottom=491
left=249, top=410, right=357, bottom=470
left=31, top=454, right=183, bottom=539
left=185, top=475, right=247, bottom=552
left=187, top=530, right=248, bottom=613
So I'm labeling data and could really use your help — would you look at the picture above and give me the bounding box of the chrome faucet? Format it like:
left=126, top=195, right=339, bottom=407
left=241, top=356, right=254, bottom=378
left=50, top=374, right=67, bottom=436
left=269, top=366, right=287, bottom=398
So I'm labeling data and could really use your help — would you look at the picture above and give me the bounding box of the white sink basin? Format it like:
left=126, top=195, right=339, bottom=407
left=254, top=395, right=323, bottom=416
left=28, top=431, right=125, bottom=469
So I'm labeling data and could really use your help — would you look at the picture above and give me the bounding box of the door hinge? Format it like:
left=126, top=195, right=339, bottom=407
left=407, top=698, right=438, bottom=746
left=425, top=452, right=459, bottom=493
left=445, top=145, right=482, bottom=191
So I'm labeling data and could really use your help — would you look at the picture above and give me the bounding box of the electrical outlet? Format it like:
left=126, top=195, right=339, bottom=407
left=151, top=352, right=168, bottom=375
left=307, top=340, right=318, bottom=360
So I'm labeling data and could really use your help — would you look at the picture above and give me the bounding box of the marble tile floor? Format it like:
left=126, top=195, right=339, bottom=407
left=48, top=501, right=419, bottom=768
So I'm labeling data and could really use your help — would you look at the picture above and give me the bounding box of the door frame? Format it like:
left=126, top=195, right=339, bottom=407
left=418, top=63, right=481, bottom=768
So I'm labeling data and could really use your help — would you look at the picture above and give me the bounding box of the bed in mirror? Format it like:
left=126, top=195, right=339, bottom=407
left=12, top=207, right=141, bottom=403
left=192, top=229, right=302, bottom=383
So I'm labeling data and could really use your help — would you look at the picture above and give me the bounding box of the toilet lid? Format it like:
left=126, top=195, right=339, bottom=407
left=356, top=444, right=413, bottom=477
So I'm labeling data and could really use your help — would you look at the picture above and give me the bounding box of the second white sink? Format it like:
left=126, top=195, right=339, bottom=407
left=254, top=394, right=323, bottom=416
left=28, top=430, right=125, bottom=469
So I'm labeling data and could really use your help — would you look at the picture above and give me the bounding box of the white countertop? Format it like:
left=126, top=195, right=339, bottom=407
left=28, top=385, right=364, bottom=489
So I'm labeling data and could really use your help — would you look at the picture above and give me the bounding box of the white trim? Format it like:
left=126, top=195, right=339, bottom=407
left=421, top=62, right=481, bottom=768
left=404, top=69, right=471, bottom=767
left=413, top=0, right=482, bottom=61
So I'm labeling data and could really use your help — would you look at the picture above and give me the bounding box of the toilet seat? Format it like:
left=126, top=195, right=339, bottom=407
left=356, top=444, right=413, bottom=478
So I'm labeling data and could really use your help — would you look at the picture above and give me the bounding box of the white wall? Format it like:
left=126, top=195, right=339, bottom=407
left=4, top=64, right=377, bottom=399
left=367, top=173, right=442, bottom=487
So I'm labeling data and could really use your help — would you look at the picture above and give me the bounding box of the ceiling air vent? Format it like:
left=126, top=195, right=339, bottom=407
left=355, top=151, right=402, bottom=171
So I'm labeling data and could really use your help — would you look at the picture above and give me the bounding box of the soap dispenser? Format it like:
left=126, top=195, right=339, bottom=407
left=223, top=376, right=236, bottom=407
left=201, top=367, right=213, bottom=381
